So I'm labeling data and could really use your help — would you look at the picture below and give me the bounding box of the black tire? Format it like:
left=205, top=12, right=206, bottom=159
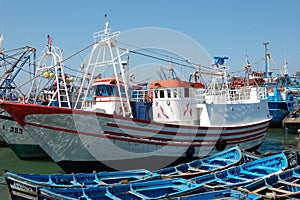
left=216, top=138, right=227, bottom=151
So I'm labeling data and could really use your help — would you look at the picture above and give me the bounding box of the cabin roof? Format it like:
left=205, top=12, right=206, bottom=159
left=93, top=78, right=123, bottom=86
left=150, top=79, right=204, bottom=89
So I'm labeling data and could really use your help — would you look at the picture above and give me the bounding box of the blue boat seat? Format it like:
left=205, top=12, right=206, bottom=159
left=240, top=170, right=265, bottom=178
left=250, top=166, right=279, bottom=173
left=292, top=174, right=300, bottom=179
left=200, top=163, right=221, bottom=168
left=210, top=158, right=237, bottom=163
left=227, top=175, right=250, bottom=181
left=187, top=167, right=210, bottom=173
left=128, top=190, right=149, bottom=199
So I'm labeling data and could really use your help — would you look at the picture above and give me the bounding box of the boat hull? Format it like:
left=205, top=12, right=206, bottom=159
left=0, top=110, right=49, bottom=159
left=57, top=144, right=262, bottom=173
left=268, top=102, right=294, bottom=127
left=0, top=101, right=271, bottom=172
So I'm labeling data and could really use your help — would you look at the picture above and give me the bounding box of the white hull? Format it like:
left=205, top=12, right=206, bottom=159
left=7, top=99, right=271, bottom=171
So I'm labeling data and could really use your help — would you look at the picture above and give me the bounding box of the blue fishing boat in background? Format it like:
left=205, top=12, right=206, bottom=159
left=264, top=82, right=296, bottom=127
left=262, top=42, right=297, bottom=127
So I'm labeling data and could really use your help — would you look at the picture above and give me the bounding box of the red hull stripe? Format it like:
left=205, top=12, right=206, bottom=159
left=227, top=133, right=265, bottom=145
left=26, top=121, right=266, bottom=147
left=106, top=122, right=270, bottom=137
left=104, top=128, right=267, bottom=143
left=103, top=129, right=266, bottom=144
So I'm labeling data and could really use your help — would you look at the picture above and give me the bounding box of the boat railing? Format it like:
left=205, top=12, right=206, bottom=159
left=194, top=89, right=205, bottom=103
left=204, top=87, right=265, bottom=103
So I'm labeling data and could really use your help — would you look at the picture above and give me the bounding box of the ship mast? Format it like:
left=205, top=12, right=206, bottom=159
left=244, top=54, right=251, bottom=89
left=263, top=41, right=272, bottom=81
left=74, top=16, right=132, bottom=117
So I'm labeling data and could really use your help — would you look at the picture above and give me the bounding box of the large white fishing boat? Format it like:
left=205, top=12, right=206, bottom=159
left=0, top=21, right=271, bottom=172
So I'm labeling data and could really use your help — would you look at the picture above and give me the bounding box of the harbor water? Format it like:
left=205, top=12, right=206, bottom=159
left=0, top=128, right=299, bottom=199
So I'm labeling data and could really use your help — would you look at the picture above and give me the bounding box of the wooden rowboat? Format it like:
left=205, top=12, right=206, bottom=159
left=154, top=145, right=243, bottom=179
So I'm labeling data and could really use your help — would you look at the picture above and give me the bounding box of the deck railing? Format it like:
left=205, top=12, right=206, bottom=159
left=196, top=87, right=266, bottom=104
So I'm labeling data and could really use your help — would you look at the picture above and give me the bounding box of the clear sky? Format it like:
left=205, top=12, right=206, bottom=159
left=1, top=0, right=299, bottom=77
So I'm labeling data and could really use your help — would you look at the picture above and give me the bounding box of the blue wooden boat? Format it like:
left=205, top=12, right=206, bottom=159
left=239, top=166, right=300, bottom=199
left=169, top=189, right=262, bottom=200
left=190, top=151, right=290, bottom=189
left=154, top=145, right=243, bottom=178
left=38, top=178, right=207, bottom=200
left=5, top=169, right=160, bottom=200
left=4, top=146, right=243, bottom=199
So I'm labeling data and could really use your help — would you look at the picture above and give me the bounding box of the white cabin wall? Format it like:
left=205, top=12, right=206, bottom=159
left=152, top=88, right=198, bottom=125
left=93, top=97, right=129, bottom=115
left=204, top=99, right=269, bottom=126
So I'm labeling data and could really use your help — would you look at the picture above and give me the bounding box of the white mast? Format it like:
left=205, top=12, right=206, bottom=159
left=74, top=16, right=132, bottom=117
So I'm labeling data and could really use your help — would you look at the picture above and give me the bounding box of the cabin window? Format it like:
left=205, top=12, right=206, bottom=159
left=95, top=86, right=101, bottom=96
left=184, top=88, right=189, bottom=97
left=159, top=90, right=165, bottom=98
left=154, top=90, right=158, bottom=98
left=113, top=86, right=126, bottom=97
left=95, top=85, right=115, bottom=96
left=107, top=86, right=112, bottom=95
left=173, top=89, right=177, bottom=98
left=167, top=89, right=171, bottom=98
left=189, top=89, right=194, bottom=97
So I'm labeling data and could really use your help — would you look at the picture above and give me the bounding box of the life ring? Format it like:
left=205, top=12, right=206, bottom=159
left=216, top=138, right=227, bottom=151
left=186, top=146, right=195, bottom=158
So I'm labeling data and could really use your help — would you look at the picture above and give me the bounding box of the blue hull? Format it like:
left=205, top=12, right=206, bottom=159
left=240, top=166, right=300, bottom=199
left=190, top=151, right=292, bottom=189
left=268, top=101, right=294, bottom=127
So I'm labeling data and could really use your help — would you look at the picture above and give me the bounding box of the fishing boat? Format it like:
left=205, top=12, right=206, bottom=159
left=282, top=106, right=300, bottom=134
left=0, top=44, right=45, bottom=155
left=5, top=169, right=160, bottom=200
left=238, top=166, right=300, bottom=199
left=154, top=145, right=243, bottom=178
left=249, top=71, right=265, bottom=86
left=0, top=19, right=272, bottom=173
left=264, top=82, right=296, bottom=127
left=169, top=189, right=263, bottom=200
left=37, top=178, right=207, bottom=200
left=0, top=37, right=74, bottom=159
left=189, top=151, right=291, bottom=189
left=262, top=42, right=297, bottom=127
